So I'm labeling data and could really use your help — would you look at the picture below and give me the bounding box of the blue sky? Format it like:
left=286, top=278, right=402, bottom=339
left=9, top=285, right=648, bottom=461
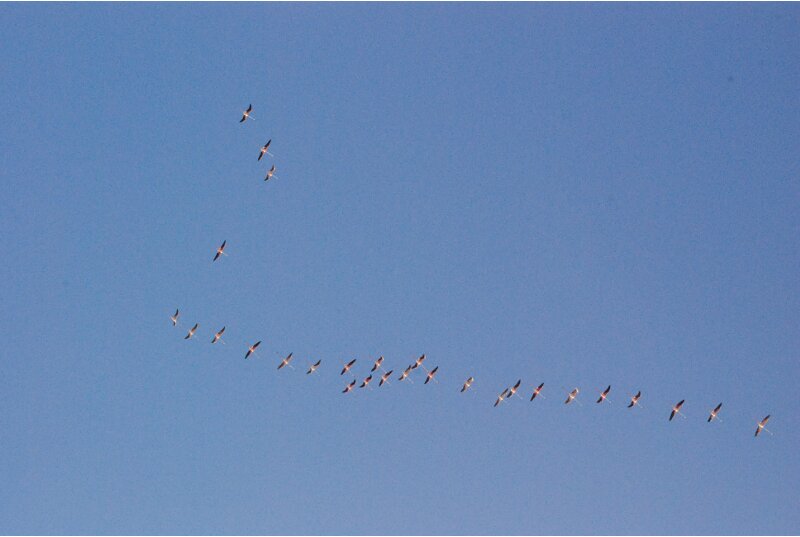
left=1, top=3, right=799, bottom=535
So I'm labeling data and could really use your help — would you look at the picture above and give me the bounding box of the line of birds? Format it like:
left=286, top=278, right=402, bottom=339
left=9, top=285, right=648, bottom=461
left=171, top=308, right=772, bottom=438
left=168, top=103, right=773, bottom=440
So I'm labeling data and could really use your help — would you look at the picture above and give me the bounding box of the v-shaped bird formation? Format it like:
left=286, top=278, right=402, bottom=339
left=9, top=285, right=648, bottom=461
left=166, top=101, right=775, bottom=441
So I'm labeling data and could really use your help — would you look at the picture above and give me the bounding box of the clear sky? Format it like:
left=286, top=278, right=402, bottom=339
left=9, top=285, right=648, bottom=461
left=1, top=3, right=799, bottom=535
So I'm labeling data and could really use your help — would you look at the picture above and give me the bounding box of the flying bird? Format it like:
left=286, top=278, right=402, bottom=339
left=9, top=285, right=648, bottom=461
left=565, top=388, right=580, bottom=405
left=494, top=388, right=509, bottom=407
left=307, top=360, right=321, bottom=375
left=245, top=341, right=261, bottom=359
left=240, top=104, right=253, bottom=123
left=277, top=352, right=294, bottom=370
left=342, top=379, right=356, bottom=394
left=425, top=366, right=439, bottom=385
left=213, top=240, right=227, bottom=262
left=379, top=370, right=393, bottom=387
left=184, top=323, right=198, bottom=340
left=708, top=403, right=723, bottom=423
left=264, top=164, right=276, bottom=182
left=507, top=379, right=522, bottom=399
left=360, top=375, right=373, bottom=389
left=211, top=326, right=225, bottom=344
left=341, top=359, right=357, bottom=375
left=596, top=385, right=611, bottom=404
left=412, top=354, right=427, bottom=371
left=371, top=356, right=384, bottom=372
left=258, top=140, right=271, bottom=161
left=170, top=309, right=180, bottom=326
left=530, top=382, right=545, bottom=401
left=669, top=399, right=685, bottom=421
left=461, top=377, right=474, bottom=393
left=755, top=415, right=771, bottom=437
left=398, top=365, right=414, bottom=382
left=628, top=391, right=642, bottom=408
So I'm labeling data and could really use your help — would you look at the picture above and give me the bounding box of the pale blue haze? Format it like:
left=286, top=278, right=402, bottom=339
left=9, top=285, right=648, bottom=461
left=1, top=3, right=799, bottom=535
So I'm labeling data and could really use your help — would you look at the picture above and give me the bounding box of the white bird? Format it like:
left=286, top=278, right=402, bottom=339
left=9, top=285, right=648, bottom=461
left=755, top=415, right=771, bottom=437
left=425, top=366, right=439, bottom=385
left=240, top=104, right=253, bottom=123
left=379, top=370, right=393, bottom=387
left=307, top=360, right=321, bottom=375
left=245, top=341, right=261, bottom=359
left=170, top=309, right=180, bottom=326
left=398, top=365, right=414, bottom=383
left=669, top=399, right=685, bottom=421
left=258, top=140, right=272, bottom=161
left=596, top=385, right=611, bottom=404
left=371, top=356, right=384, bottom=372
left=564, top=387, right=579, bottom=405
left=360, top=374, right=373, bottom=389
left=213, top=240, right=227, bottom=262
left=530, top=382, right=545, bottom=401
left=507, top=379, right=522, bottom=399
left=628, top=391, right=642, bottom=408
left=708, top=403, right=723, bottom=423
left=411, top=354, right=427, bottom=372
left=211, top=326, right=225, bottom=344
left=461, top=377, right=474, bottom=393
left=184, top=323, right=198, bottom=340
left=494, top=388, right=509, bottom=407
left=341, top=359, right=357, bottom=375
left=342, top=379, right=356, bottom=394
left=277, top=352, right=294, bottom=370
left=264, top=164, right=276, bottom=182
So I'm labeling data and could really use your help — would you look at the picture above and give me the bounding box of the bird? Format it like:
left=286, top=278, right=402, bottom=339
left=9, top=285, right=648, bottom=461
left=264, top=164, right=276, bottom=182
left=371, top=356, right=384, bottom=372
left=245, top=341, right=261, bottom=359
left=170, top=309, right=180, bottom=326
left=307, top=360, right=321, bottom=375
left=596, top=385, right=611, bottom=404
left=530, top=382, right=545, bottom=401
left=277, top=352, right=294, bottom=370
left=708, top=403, right=723, bottom=423
left=342, top=379, right=356, bottom=394
left=341, top=359, right=357, bottom=375
left=669, top=399, right=685, bottom=421
left=628, top=391, right=642, bottom=408
left=412, top=354, right=427, bottom=371
left=211, top=326, right=225, bottom=344
left=755, top=415, right=771, bottom=437
left=564, top=388, right=579, bottom=405
left=240, top=104, right=253, bottom=123
left=398, top=365, right=414, bottom=383
left=213, top=240, right=227, bottom=262
left=461, top=377, right=474, bottom=393
left=360, top=375, right=373, bottom=389
left=425, top=366, right=439, bottom=385
left=507, top=379, right=522, bottom=399
left=184, top=323, right=198, bottom=340
left=494, top=388, right=509, bottom=407
left=258, top=140, right=271, bottom=161
left=379, top=370, right=393, bottom=387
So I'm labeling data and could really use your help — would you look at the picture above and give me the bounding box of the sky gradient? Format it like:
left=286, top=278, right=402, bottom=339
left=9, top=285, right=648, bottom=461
left=1, top=3, right=799, bottom=535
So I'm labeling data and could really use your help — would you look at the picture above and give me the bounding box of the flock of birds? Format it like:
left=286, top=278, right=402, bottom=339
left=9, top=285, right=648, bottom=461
left=168, top=103, right=774, bottom=440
